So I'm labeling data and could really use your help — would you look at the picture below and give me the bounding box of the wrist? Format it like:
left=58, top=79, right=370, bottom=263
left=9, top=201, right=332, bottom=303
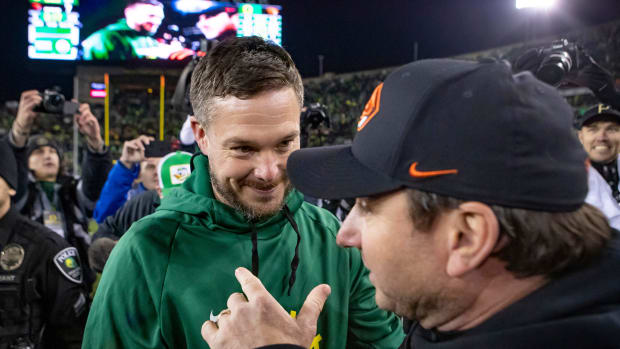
left=86, top=137, right=104, bottom=152
left=119, top=158, right=136, bottom=170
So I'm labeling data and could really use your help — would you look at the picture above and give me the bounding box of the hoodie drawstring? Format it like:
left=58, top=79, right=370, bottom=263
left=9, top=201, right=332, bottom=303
left=250, top=224, right=259, bottom=277
left=282, top=205, right=301, bottom=296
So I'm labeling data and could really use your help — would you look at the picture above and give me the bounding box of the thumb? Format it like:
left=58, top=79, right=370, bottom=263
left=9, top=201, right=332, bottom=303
left=296, top=284, right=331, bottom=330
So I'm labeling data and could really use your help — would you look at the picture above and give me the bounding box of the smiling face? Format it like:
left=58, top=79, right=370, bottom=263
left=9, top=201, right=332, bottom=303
left=194, top=88, right=301, bottom=220
left=28, top=145, right=60, bottom=182
left=578, top=120, right=620, bottom=164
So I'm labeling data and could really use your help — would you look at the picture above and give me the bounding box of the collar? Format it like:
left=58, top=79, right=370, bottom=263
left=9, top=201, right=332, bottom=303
left=158, top=154, right=304, bottom=236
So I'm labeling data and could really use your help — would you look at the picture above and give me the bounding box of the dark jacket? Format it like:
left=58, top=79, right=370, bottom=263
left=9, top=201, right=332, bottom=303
left=9, top=137, right=112, bottom=288
left=402, top=233, right=620, bottom=349
left=0, top=206, right=89, bottom=349
left=93, top=189, right=159, bottom=242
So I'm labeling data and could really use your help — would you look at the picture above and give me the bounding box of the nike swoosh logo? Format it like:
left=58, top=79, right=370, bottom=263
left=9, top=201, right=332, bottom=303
left=210, top=311, right=219, bottom=323
left=409, top=162, right=458, bottom=178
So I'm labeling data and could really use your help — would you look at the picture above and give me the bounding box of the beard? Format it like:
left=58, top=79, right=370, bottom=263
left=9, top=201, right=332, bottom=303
left=210, top=169, right=293, bottom=221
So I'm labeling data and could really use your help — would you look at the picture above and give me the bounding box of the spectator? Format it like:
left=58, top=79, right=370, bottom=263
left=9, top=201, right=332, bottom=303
left=89, top=151, right=192, bottom=273
left=93, top=135, right=162, bottom=223
left=82, top=36, right=404, bottom=348
left=0, top=137, right=89, bottom=349
left=201, top=59, right=620, bottom=349
left=8, top=90, right=112, bottom=289
left=574, top=104, right=620, bottom=229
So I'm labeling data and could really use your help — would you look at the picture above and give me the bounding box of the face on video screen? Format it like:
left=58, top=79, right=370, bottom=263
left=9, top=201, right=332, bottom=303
left=27, top=0, right=283, bottom=61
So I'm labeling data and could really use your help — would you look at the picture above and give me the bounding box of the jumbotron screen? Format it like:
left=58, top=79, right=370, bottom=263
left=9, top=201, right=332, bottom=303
left=27, top=0, right=283, bottom=61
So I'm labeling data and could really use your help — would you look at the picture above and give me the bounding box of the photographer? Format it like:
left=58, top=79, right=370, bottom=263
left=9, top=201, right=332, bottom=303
left=8, top=89, right=112, bottom=289
left=514, top=39, right=620, bottom=109
left=93, top=135, right=162, bottom=223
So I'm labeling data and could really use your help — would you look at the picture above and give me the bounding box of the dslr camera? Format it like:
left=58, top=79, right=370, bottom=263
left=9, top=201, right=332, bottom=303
left=34, top=88, right=80, bottom=115
left=536, top=39, right=584, bottom=87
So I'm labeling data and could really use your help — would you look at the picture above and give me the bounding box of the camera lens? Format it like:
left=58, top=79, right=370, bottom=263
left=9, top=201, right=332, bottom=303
left=537, top=51, right=572, bottom=86
left=49, top=94, right=64, bottom=107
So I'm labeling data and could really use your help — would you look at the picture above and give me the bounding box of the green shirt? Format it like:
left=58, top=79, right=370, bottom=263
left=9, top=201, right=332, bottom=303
left=81, top=19, right=162, bottom=60
left=83, top=155, right=404, bottom=348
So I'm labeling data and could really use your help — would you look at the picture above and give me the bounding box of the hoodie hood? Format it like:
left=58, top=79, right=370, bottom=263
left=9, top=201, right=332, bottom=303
left=157, top=154, right=304, bottom=234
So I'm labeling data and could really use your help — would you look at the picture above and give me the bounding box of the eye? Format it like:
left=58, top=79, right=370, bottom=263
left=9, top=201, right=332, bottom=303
left=276, top=139, right=294, bottom=152
left=231, top=146, right=254, bottom=155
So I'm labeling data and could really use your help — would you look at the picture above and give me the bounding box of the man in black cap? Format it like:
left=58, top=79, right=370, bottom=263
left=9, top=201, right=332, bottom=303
left=8, top=90, right=112, bottom=289
left=200, top=59, right=620, bottom=348
left=0, top=137, right=89, bottom=348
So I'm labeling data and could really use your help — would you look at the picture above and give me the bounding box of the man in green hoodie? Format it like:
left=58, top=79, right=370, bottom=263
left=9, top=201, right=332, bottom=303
left=82, top=0, right=166, bottom=60
left=82, top=36, right=404, bottom=348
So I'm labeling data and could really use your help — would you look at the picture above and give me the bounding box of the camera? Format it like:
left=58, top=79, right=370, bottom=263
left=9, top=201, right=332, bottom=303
left=536, top=39, right=584, bottom=87
left=301, top=103, right=330, bottom=130
left=33, top=88, right=80, bottom=115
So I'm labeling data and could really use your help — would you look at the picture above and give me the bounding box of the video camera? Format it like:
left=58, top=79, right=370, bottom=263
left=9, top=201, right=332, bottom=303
left=33, top=87, right=80, bottom=115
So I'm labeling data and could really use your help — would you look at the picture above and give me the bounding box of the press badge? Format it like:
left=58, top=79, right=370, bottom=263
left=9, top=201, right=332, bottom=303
left=43, top=210, right=65, bottom=238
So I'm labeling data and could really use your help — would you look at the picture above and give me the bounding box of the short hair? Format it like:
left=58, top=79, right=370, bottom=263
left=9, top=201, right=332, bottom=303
left=189, top=36, right=304, bottom=126
left=406, top=188, right=612, bottom=278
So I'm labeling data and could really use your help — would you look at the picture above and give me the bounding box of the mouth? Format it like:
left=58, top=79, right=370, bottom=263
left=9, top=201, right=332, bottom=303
left=247, top=185, right=277, bottom=195
left=593, top=145, right=610, bottom=151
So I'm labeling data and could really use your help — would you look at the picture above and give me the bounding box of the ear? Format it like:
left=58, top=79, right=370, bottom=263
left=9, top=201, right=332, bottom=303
left=190, top=116, right=209, bottom=155
left=445, top=202, right=499, bottom=277
left=577, top=130, right=585, bottom=145
left=8, top=188, right=16, bottom=197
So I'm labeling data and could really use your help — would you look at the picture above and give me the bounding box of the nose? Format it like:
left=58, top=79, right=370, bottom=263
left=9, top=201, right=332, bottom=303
left=43, top=148, right=54, bottom=159
left=336, top=207, right=362, bottom=248
left=595, top=129, right=609, bottom=141
left=253, top=151, right=281, bottom=182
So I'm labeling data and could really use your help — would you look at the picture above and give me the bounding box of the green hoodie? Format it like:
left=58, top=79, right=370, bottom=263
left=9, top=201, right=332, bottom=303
left=83, top=155, right=404, bottom=348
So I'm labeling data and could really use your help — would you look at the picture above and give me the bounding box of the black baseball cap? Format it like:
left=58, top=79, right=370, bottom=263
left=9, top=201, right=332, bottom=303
left=288, top=59, right=588, bottom=212
left=574, top=104, right=620, bottom=130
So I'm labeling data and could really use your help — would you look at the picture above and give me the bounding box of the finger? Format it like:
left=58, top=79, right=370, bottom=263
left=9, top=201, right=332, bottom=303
left=235, top=267, right=268, bottom=301
left=138, top=135, right=152, bottom=146
left=296, top=284, right=331, bottom=330
left=23, top=94, right=42, bottom=105
left=20, top=90, right=40, bottom=101
left=79, top=103, right=90, bottom=113
left=201, top=320, right=218, bottom=345
left=226, top=292, right=247, bottom=311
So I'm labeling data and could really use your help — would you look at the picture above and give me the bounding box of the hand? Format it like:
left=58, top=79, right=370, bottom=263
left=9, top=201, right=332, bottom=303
left=201, top=267, right=331, bottom=349
left=169, top=48, right=195, bottom=61
left=12, top=90, right=42, bottom=147
left=513, top=48, right=544, bottom=74
left=75, top=103, right=104, bottom=152
left=567, top=54, right=619, bottom=106
left=119, top=135, right=154, bottom=169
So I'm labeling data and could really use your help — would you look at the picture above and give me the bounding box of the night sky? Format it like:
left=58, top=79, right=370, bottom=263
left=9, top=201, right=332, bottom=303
left=2, top=0, right=620, bottom=102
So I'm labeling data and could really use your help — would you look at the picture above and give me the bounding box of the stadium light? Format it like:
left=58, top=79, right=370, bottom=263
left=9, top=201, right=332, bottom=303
left=516, top=0, right=557, bottom=9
